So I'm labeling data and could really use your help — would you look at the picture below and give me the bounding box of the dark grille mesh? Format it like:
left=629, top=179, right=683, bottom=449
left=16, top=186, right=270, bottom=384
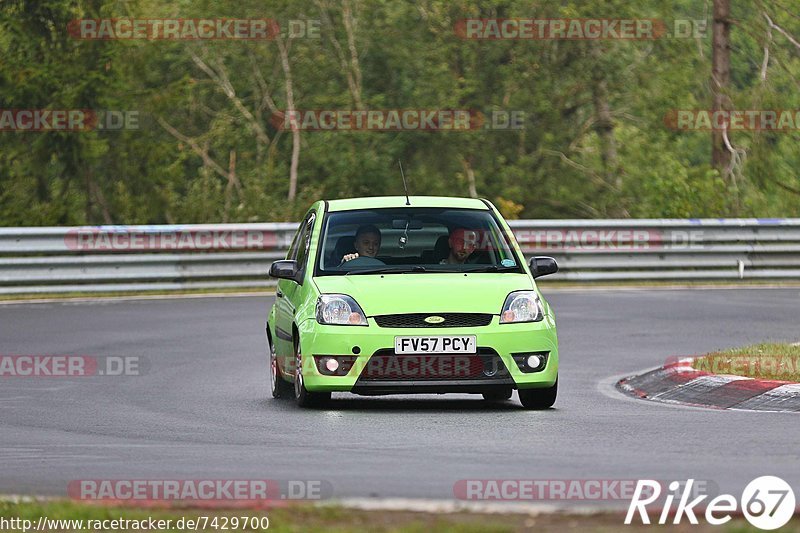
left=374, top=313, right=493, bottom=328
left=357, top=349, right=509, bottom=382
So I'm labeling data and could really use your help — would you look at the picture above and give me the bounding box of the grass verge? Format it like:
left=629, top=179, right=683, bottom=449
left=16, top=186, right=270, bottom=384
left=692, top=342, right=800, bottom=381
left=1, top=500, right=797, bottom=532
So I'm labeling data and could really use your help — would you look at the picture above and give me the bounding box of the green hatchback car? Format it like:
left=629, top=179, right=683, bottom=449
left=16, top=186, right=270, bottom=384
left=266, top=196, right=559, bottom=409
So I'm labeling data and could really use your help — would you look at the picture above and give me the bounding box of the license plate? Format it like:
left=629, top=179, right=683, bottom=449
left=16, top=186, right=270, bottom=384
left=394, top=335, right=477, bottom=355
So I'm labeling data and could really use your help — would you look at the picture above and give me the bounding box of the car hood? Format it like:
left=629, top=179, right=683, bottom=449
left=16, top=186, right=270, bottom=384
left=313, top=273, right=534, bottom=316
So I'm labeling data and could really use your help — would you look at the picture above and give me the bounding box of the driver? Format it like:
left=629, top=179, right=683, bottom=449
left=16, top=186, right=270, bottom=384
left=342, top=224, right=382, bottom=263
left=441, top=227, right=478, bottom=264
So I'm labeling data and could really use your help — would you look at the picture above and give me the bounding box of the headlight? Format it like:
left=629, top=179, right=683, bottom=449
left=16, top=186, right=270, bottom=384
left=316, top=294, right=368, bottom=326
left=500, top=291, right=544, bottom=323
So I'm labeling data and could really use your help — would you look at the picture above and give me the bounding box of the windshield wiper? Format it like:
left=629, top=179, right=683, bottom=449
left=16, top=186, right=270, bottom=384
left=462, top=265, right=518, bottom=273
left=345, top=265, right=427, bottom=275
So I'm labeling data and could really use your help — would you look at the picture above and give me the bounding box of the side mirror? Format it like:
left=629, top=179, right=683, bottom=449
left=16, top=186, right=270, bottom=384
left=529, top=256, right=558, bottom=278
left=269, top=260, right=301, bottom=283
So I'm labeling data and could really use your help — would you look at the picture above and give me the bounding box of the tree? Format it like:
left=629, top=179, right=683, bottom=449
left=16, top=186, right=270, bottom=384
left=711, top=0, right=733, bottom=180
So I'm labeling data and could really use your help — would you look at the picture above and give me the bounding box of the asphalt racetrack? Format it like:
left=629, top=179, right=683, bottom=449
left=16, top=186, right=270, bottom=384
left=1, top=288, right=798, bottom=506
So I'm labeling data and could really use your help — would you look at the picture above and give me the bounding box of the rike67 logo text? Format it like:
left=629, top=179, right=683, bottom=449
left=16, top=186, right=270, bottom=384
left=626, top=477, right=795, bottom=530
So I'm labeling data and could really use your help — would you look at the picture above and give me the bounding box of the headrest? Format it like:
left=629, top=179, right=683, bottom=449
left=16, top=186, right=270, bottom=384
left=433, top=235, right=450, bottom=262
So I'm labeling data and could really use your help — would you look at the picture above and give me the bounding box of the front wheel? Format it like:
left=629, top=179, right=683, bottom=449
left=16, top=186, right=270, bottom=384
left=294, top=341, right=331, bottom=408
left=269, top=332, right=292, bottom=399
left=518, top=378, right=557, bottom=410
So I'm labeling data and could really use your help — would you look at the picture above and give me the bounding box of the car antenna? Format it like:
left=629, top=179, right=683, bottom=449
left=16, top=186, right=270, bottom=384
left=398, top=160, right=411, bottom=205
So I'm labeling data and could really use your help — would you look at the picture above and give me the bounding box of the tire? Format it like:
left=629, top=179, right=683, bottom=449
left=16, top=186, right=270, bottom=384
left=269, top=331, right=292, bottom=399
left=482, top=388, right=513, bottom=401
left=518, top=378, right=557, bottom=410
left=294, top=339, right=331, bottom=408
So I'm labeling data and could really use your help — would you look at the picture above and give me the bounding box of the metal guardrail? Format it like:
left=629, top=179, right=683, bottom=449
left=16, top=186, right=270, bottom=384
left=0, top=219, right=799, bottom=294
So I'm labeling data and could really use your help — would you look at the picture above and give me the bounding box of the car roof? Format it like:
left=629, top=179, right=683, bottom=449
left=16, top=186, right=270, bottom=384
left=325, top=196, right=490, bottom=212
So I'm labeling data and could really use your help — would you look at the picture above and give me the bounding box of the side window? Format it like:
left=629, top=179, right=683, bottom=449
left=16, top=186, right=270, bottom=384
left=295, top=214, right=316, bottom=270
left=286, top=225, right=303, bottom=260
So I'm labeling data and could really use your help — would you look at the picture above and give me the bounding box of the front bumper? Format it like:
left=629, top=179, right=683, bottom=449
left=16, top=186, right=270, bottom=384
left=297, top=314, right=558, bottom=394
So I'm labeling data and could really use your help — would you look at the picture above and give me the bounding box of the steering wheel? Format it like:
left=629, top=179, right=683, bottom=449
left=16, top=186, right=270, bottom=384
left=341, top=256, right=385, bottom=267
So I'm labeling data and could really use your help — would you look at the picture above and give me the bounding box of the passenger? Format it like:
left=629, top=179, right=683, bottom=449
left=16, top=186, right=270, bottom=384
left=342, top=224, right=382, bottom=262
left=440, top=227, right=478, bottom=264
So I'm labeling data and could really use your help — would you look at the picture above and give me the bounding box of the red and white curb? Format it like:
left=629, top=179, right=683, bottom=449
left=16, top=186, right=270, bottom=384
left=617, top=358, right=800, bottom=412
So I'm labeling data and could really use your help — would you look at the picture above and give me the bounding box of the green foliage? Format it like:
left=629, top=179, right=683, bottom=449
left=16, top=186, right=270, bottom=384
left=1, top=0, right=799, bottom=225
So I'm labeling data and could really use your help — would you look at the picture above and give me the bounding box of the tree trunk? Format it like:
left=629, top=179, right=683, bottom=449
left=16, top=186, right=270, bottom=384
left=342, top=0, right=363, bottom=109
left=711, top=0, right=732, bottom=175
left=289, top=127, right=301, bottom=202
left=277, top=37, right=300, bottom=202
left=589, top=44, right=624, bottom=216
left=318, top=0, right=363, bottom=108
left=223, top=149, right=237, bottom=223
left=591, top=77, right=619, bottom=191
left=460, top=156, right=478, bottom=198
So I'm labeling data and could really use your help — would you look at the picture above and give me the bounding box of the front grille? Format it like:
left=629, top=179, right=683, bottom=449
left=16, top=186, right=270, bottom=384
left=356, top=348, right=509, bottom=382
left=373, top=313, right=493, bottom=328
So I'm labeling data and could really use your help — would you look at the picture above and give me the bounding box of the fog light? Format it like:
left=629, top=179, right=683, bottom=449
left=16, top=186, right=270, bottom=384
left=313, top=355, right=357, bottom=376
left=526, top=355, right=542, bottom=369
left=324, top=357, right=340, bottom=373
left=512, top=352, right=549, bottom=373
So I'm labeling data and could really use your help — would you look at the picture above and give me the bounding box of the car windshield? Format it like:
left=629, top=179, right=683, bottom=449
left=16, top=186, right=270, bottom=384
left=316, top=207, right=523, bottom=275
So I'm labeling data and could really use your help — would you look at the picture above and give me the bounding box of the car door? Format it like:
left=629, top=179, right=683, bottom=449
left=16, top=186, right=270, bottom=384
left=275, top=211, right=316, bottom=376
left=273, top=218, right=303, bottom=368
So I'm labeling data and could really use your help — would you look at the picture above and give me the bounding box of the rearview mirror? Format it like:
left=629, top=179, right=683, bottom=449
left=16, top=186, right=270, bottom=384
left=269, top=260, right=301, bottom=283
left=391, top=218, right=424, bottom=230
left=529, top=256, right=558, bottom=278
